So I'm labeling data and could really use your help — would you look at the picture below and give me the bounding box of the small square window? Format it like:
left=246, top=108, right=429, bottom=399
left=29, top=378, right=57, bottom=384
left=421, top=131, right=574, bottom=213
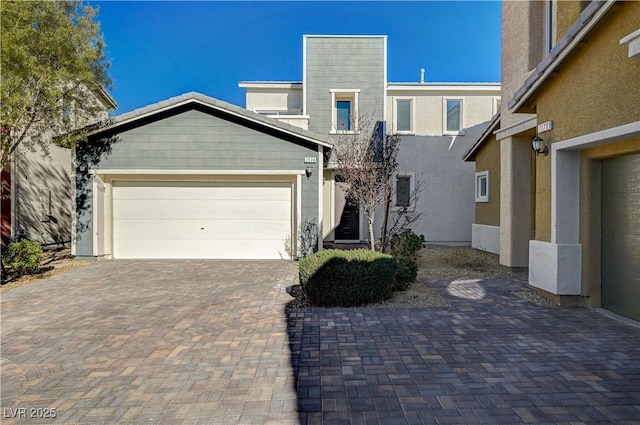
left=475, top=171, right=489, bottom=202
left=445, top=99, right=462, bottom=134
left=396, top=175, right=411, bottom=207
left=396, top=99, right=412, bottom=133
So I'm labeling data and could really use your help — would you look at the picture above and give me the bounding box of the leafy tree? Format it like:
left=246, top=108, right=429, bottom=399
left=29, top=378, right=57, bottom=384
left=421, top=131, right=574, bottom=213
left=0, top=0, right=112, bottom=168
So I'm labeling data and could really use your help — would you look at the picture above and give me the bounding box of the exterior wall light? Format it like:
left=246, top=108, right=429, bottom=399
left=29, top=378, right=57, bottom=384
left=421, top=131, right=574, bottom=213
left=531, top=135, right=549, bottom=156
left=305, top=167, right=313, bottom=178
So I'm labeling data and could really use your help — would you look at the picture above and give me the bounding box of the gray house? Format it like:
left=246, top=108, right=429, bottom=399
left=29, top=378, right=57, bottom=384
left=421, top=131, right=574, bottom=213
left=74, top=93, right=330, bottom=260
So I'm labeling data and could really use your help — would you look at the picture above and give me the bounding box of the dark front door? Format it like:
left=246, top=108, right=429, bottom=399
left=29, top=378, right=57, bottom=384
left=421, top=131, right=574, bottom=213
left=336, top=199, right=359, bottom=240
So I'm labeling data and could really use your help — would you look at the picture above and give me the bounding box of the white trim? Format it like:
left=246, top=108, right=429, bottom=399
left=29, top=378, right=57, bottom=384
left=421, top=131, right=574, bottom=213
left=443, top=98, right=464, bottom=136
left=529, top=240, right=581, bottom=295
left=383, top=37, right=388, bottom=123
left=392, top=97, right=415, bottom=134
left=93, top=169, right=307, bottom=176
left=303, top=36, right=307, bottom=116
left=388, top=83, right=500, bottom=92
left=296, top=174, right=302, bottom=258
left=495, top=116, right=537, bottom=140
left=331, top=90, right=360, bottom=133
left=71, top=146, right=77, bottom=256
left=238, top=82, right=302, bottom=89
left=620, top=28, right=640, bottom=59
left=552, top=121, right=640, bottom=151
left=475, top=170, right=490, bottom=203
left=317, top=145, right=323, bottom=252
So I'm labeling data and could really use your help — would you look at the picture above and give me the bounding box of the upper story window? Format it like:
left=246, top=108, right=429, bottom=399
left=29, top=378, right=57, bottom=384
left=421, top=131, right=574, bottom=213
left=330, top=89, right=359, bottom=134
left=545, top=0, right=555, bottom=54
left=444, top=99, right=463, bottom=134
left=394, top=98, right=413, bottom=133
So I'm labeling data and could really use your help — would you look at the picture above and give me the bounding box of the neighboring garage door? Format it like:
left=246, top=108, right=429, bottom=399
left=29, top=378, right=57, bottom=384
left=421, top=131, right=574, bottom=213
left=113, top=181, right=292, bottom=259
left=601, top=153, right=640, bottom=321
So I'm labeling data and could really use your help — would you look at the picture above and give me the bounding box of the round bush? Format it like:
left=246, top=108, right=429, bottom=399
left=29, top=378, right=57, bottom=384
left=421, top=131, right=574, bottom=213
left=391, top=229, right=423, bottom=259
left=394, top=257, right=418, bottom=291
left=299, top=249, right=397, bottom=307
left=3, top=239, right=43, bottom=276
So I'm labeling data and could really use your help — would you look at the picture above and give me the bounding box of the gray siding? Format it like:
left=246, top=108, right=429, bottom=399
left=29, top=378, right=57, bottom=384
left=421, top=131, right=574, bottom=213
left=305, top=37, right=386, bottom=134
left=76, top=109, right=321, bottom=257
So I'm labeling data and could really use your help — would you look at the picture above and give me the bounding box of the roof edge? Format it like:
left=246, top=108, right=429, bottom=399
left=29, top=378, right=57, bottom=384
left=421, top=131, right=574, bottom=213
left=462, top=112, right=501, bottom=161
left=87, top=91, right=332, bottom=148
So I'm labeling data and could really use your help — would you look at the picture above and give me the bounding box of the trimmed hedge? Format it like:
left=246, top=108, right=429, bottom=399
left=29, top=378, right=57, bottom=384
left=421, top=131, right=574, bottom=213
left=299, top=249, right=397, bottom=307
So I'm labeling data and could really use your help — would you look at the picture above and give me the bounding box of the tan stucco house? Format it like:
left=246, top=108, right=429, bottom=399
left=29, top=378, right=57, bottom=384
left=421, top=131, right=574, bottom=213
left=465, top=0, right=640, bottom=321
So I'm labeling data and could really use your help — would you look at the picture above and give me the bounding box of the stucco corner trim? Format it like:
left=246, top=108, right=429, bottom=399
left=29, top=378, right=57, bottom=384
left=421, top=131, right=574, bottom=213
left=529, top=240, right=581, bottom=295
left=620, top=28, right=640, bottom=59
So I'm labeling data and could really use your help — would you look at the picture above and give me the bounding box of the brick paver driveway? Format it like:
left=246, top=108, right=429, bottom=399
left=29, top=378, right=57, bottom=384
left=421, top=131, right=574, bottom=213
left=2, top=261, right=640, bottom=424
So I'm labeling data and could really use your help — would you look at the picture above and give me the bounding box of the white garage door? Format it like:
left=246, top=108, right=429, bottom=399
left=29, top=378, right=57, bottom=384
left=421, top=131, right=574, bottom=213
left=113, top=181, right=292, bottom=259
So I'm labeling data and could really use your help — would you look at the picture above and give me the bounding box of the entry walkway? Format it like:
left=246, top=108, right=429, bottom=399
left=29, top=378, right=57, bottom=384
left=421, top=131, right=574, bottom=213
left=1, top=261, right=639, bottom=424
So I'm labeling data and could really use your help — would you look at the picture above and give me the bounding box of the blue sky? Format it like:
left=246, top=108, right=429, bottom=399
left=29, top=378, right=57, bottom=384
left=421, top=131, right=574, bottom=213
left=93, top=1, right=502, bottom=115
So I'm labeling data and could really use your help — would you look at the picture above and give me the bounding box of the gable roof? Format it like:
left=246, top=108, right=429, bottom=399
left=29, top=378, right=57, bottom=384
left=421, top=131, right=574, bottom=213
left=88, top=91, right=332, bottom=148
left=508, top=0, right=617, bottom=112
left=462, top=112, right=501, bottom=162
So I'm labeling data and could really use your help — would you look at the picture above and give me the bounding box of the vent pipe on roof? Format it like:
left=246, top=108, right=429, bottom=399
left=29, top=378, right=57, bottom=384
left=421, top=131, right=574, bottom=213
left=420, top=68, right=425, bottom=84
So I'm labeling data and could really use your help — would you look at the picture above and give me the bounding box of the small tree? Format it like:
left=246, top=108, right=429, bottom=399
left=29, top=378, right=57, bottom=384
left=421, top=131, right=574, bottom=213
left=0, top=0, right=113, bottom=168
left=379, top=174, right=425, bottom=252
left=331, top=116, right=401, bottom=251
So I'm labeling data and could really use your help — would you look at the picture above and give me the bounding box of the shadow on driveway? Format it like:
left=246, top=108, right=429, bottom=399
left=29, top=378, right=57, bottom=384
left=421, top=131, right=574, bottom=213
left=285, top=276, right=640, bottom=424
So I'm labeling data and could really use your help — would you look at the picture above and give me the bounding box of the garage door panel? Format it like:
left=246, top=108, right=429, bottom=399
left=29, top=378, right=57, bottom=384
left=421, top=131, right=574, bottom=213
left=114, top=184, right=291, bottom=201
left=114, top=219, right=291, bottom=240
left=115, top=239, right=290, bottom=260
left=114, top=199, right=291, bottom=221
left=112, top=180, right=293, bottom=259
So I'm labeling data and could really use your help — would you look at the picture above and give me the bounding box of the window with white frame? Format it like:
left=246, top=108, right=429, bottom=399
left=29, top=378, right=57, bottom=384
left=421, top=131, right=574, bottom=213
left=330, top=89, right=359, bottom=133
left=394, top=173, right=416, bottom=209
left=394, top=98, right=413, bottom=133
left=475, top=171, right=489, bottom=202
left=444, top=99, right=463, bottom=134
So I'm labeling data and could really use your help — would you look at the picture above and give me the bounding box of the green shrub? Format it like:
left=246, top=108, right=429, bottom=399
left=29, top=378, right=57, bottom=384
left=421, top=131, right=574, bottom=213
left=391, top=229, right=423, bottom=259
left=394, top=256, right=418, bottom=291
left=299, top=249, right=397, bottom=307
left=3, top=240, right=43, bottom=276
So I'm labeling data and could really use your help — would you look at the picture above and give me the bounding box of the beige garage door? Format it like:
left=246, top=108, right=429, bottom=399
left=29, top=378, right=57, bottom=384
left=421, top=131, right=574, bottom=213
left=113, top=181, right=292, bottom=259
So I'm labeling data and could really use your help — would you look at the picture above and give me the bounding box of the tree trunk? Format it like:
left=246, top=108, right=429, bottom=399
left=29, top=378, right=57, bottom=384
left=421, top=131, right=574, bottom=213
left=367, top=213, right=376, bottom=251
left=380, top=185, right=392, bottom=252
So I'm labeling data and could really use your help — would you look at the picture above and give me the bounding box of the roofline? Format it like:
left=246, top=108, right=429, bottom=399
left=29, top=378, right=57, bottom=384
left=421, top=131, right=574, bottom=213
left=388, top=83, right=501, bottom=91
left=303, top=34, right=387, bottom=39
left=87, top=92, right=332, bottom=148
left=95, top=85, right=117, bottom=109
left=462, top=112, right=501, bottom=161
left=509, top=0, right=617, bottom=112
left=238, top=81, right=302, bottom=89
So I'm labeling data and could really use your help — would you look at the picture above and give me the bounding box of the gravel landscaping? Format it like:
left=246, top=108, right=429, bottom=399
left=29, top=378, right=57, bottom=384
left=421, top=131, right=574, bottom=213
left=287, top=245, right=550, bottom=308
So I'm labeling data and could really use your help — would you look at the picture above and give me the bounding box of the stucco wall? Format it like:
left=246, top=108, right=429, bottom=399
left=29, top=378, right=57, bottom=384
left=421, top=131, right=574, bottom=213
left=245, top=88, right=302, bottom=113
left=14, top=144, right=72, bottom=245
left=475, top=134, right=501, bottom=227
left=529, top=2, right=640, bottom=242
left=386, top=89, right=499, bottom=136
left=76, top=108, right=321, bottom=257
left=372, top=122, right=488, bottom=245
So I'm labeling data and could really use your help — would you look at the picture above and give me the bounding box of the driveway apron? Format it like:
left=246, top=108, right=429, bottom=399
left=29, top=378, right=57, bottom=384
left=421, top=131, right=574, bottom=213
left=2, top=261, right=640, bottom=424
